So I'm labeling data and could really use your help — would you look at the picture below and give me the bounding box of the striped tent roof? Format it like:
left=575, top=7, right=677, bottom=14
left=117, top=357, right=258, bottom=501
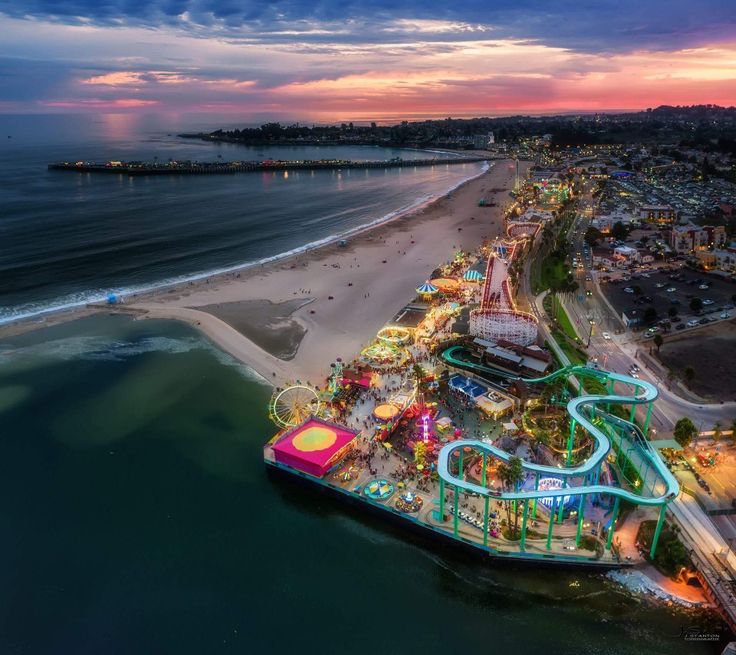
left=463, top=269, right=484, bottom=281
left=416, top=281, right=438, bottom=294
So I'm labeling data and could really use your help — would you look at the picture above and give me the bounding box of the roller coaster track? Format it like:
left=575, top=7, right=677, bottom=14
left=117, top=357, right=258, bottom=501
left=438, top=346, right=679, bottom=507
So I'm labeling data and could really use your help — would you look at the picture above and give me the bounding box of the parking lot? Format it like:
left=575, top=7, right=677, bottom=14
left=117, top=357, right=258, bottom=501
left=601, top=265, right=736, bottom=329
left=658, top=318, right=736, bottom=400
left=665, top=445, right=736, bottom=512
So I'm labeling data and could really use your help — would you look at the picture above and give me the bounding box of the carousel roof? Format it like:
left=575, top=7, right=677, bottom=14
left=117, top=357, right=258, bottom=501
left=416, top=281, right=438, bottom=294
left=463, top=269, right=484, bottom=281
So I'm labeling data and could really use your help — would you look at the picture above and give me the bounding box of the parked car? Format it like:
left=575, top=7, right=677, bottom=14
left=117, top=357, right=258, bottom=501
left=687, top=319, right=700, bottom=327
left=720, top=312, right=732, bottom=319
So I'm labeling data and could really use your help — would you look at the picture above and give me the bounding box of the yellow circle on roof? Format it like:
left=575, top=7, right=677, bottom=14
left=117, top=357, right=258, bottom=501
left=292, top=426, right=337, bottom=452
left=374, top=404, right=400, bottom=420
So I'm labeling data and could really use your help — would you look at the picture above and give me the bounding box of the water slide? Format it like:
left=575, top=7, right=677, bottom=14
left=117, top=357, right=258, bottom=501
left=438, top=346, right=679, bottom=507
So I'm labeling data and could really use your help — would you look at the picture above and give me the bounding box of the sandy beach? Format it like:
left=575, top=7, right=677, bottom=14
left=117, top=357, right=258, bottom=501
left=4, top=158, right=521, bottom=386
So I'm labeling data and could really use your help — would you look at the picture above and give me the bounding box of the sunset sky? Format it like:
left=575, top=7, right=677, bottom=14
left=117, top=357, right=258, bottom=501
left=1, top=0, right=735, bottom=120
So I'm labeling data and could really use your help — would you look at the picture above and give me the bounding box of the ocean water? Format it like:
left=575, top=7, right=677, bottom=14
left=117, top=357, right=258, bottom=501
left=0, top=113, right=485, bottom=323
left=0, top=315, right=726, bottom=654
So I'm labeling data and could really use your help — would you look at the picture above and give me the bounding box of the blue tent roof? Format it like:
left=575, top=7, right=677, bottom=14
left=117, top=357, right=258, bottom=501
left=449, top=374, right=487, bottom=398
left=416, top=281, right=438, bottom=294
left=463, top=269, right=483, bottom=281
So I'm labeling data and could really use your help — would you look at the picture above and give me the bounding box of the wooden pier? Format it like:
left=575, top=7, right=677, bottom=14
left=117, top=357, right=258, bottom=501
left=48, top=156, right=488, bottom=177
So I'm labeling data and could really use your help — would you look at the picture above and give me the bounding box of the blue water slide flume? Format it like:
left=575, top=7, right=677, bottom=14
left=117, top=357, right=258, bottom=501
left=437, top=350, right=679, bottom=506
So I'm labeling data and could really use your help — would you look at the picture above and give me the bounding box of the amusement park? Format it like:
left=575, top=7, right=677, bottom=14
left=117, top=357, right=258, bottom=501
left=264, top=212, right=680, bottom=567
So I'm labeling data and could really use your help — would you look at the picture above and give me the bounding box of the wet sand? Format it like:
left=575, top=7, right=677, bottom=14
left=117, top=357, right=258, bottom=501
left=198, top=298, right=310, bottom=361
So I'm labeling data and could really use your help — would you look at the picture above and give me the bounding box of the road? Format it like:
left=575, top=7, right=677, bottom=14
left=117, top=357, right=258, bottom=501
left=515, top=172, right=736, bottom=626
left=549, top=177, right=736, bottom=434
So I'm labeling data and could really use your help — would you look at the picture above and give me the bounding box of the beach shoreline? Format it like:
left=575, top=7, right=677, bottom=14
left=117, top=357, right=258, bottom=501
left=0, top=159, right=490, bottom=329
left=1, top=158, right=521, bottom=386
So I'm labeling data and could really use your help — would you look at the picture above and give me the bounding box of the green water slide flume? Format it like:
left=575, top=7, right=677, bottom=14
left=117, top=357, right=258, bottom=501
left=438, top=347, right=679, bottom=507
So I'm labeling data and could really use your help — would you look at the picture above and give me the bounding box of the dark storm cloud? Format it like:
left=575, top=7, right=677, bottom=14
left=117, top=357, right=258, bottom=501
left=0, top=0, right=734, bottom=54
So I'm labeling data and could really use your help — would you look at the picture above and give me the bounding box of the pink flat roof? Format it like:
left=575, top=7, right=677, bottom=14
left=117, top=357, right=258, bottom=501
left=272, top=418, right=358, bottom=468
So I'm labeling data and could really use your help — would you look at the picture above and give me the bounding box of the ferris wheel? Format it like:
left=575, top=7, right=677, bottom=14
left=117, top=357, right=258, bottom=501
left=269, top=385, right=321, bottom=428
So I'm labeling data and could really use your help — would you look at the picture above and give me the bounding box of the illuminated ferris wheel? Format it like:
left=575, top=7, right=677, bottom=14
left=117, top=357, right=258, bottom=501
left=268, top=385, right=321, bottom=428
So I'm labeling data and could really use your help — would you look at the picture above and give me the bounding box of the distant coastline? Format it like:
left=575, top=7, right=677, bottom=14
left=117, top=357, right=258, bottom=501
left=178, top=131, right=484, bottom=151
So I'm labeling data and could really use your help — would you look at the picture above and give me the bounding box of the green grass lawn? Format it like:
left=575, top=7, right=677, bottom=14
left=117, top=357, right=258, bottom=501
left=552, top=295, right=579, bottom=341
left=536, top=256, right=569, bottom=295
left=544, top=294, right=581, bottom=342
left=550, top=328, right=588, bottom=366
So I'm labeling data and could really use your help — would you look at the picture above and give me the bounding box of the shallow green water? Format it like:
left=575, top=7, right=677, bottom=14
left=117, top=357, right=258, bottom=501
left=0, top=316, right=726, bottom=653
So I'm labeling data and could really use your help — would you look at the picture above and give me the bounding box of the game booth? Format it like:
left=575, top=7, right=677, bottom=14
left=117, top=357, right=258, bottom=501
left=271, top=417, right=359, bottom=478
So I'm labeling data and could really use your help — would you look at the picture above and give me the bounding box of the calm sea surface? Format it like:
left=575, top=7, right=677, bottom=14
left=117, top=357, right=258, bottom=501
left=0, top=315, right=726, bottom=654
left=0, top=113, right=484, bottom=323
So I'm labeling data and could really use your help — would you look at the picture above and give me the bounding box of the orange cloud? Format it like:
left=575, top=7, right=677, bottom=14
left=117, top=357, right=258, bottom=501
left=81, top=71, right=147, bottom=86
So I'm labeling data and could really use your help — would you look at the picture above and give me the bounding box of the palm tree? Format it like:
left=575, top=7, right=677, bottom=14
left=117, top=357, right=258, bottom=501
left=683, top=366, right=695, bottom=388
left=498, top=456, right=524, bottom=539
left=653, top=334, right=663, bottom=352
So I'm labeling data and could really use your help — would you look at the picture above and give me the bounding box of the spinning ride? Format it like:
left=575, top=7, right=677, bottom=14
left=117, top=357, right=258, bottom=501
left=377, top=326, right=413, bottom=346
left=361, top=340, right=409, bottom=367
left=269, top=385, right=321, bottom=428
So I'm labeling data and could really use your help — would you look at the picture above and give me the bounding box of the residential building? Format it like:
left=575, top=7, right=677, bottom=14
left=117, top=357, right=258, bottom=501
left=669, top=222, right=727, bottom=253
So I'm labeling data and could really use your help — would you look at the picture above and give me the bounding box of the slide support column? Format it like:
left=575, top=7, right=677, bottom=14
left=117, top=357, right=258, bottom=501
left=606, top=496, right=620, bottom=551
left=453, top=485, right=459, bottom=537
left=575, top=493, right=585, bottom=547
left=643, top=403, right=653, bottom=437
left=520, top=500, right=529, bottom=551
left=650, top=504, right=667, bottom=560
left=566, top=418, right=577, bottom=466
left=546, top=498, right=556, bottom=550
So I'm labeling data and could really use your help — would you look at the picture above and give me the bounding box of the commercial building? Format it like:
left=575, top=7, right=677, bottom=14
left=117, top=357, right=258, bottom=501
left=472, top=337, right=552, bottom=376
left=638, top=204, right=676, bottom=224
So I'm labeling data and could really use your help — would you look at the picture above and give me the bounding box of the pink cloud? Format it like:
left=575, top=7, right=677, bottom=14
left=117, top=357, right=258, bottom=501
left=41, top=98, right=160, bottom=108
